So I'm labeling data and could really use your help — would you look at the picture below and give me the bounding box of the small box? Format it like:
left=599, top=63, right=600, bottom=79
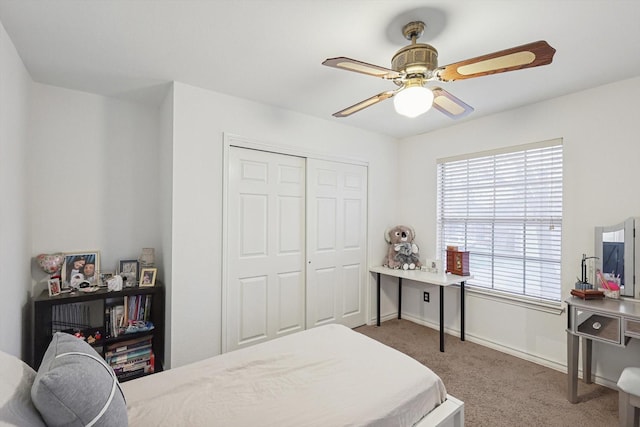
left=446, top=249, right=469, bottom=276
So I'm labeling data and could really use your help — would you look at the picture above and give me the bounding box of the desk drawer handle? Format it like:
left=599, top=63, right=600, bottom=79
left=593, top=321, right=602, bottom=330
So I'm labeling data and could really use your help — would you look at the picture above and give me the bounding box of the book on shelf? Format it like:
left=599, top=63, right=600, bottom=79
left=105, top=335, right=152, bottom=355
left=124, top=294, right=153, bottom=324
left=111, top=352, right=155, bottom=380
left=112, top=356, right=154, bottom=375
left=106, top=346, right=152, bottom=364
left=111, top=305, right=125, bottom=337
left=143, top=295, right=151, bottom=321
left=116, top=366, right=153, bottom=381
left=105, top=343, right=152, bottom=360
left=104, top=294, right=153, bottom=338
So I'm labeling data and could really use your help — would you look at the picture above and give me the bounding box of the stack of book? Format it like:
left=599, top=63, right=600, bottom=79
left=105, top=335, right=155, bottom=380
left=570, top=289, right=604, bottom=300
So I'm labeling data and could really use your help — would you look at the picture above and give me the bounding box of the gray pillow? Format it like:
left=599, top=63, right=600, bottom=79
left=0, top=350, right=46, bottom=426
left=31, top=332, right=128, bottom=427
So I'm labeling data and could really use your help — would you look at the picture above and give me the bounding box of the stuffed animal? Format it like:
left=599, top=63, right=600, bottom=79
left=383, top=225, right=422, bottom=270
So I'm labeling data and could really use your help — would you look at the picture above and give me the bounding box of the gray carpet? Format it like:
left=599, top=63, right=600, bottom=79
left=355, top=319, right=618, bottom=427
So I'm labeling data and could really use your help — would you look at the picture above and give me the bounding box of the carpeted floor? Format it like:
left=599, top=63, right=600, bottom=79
left=355, top=319, right=618, bottom=427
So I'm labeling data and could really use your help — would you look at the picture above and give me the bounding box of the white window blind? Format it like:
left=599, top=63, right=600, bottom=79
left=437, top=139, right=563, bottom=302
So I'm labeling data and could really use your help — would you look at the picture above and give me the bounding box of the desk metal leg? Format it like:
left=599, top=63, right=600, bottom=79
left=398, top=278, right=402, bottom=319
left=460, top=281, right=465, bottom=342
left=376, top=273, right=381, bottom=326
left=582, top=337, right=592, bottom=384
left=567, top=332, right=579, bottom=403
left=440, top=286, right=445, bottom=352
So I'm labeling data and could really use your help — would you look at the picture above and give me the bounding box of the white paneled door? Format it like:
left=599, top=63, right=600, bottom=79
left=306, top=159, right=367, bottom=329
left=226, top=145, right=367, bottom=352
left=226, top=147, right=306, bottom=351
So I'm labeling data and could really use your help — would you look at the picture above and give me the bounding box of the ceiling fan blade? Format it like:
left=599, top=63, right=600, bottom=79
left=332, top=90, right=397, bottom=117
left=323, top=57, right=401, bottom=79
left=436, top=40, right=556, bottom=81
left=431, top=87, right=474, bottom=119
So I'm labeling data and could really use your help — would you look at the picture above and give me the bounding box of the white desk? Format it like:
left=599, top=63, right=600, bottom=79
left=565, top=296, right=640, bottom=403
left=370, top=266, right=472, bottom=352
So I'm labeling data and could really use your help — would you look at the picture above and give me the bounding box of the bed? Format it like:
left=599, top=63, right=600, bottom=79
left=122, top=324, right=463, bottom=426
left=1, top=324, right=463, bottom=427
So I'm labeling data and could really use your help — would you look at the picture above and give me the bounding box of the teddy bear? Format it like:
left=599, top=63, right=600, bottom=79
left=383, top=225, right=422, bottom=270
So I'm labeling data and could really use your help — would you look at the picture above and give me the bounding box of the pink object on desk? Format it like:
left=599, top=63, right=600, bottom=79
left=607, top=281, right=620, bottom=290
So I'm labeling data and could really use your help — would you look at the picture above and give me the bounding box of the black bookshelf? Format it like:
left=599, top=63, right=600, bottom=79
left=31, top=283, right=165, bottom=381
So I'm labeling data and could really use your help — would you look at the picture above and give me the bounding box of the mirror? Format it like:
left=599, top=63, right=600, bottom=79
left=595, top=217, right=638, bottom=298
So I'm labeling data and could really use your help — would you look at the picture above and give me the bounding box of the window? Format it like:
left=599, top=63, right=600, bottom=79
left=437, top=139, right=563, bottom=302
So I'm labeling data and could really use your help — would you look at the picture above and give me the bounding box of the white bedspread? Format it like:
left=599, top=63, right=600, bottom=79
left=122, top=324, right=446, bottom=426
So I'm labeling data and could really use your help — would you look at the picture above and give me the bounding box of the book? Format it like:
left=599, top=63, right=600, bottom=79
left=106, top=347, right=152, bottom=364
left=104, top=306, right=111, bottom=339
left=123, top=296, right=128, bottom=327
left=111, top=352, right=151, bottom=365
left=113, top=358, right=154, bottom=374
left=108, top=304, right=125, bottom=337
left=105, top=335, right=152, bottom=354
left=144, top=295, right=152, bottom=321
left=111, top=354, right=152, bottom=370
left=570, top=289, right=604, bottom=300
left=112, top=352, right=155, bottom=378
left=116, top=367, right=152, bottom=381
left=105, top=343, right=152, bottom=359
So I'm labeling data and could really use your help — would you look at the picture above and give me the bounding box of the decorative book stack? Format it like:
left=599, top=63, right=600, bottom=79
left=570, top=289, right=604, bottom=300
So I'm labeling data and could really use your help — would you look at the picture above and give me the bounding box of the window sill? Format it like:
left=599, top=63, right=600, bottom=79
left=464, top=286, right=564, bottom=315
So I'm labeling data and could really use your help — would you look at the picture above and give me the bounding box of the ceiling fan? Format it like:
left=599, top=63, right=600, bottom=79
left=322, top=21, right=556, bottom=119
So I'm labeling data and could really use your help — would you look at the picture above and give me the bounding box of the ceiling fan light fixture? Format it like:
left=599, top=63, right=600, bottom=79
left=322, top=21, right=556, bottom=119
left=393, top=85, right=434, bottom=118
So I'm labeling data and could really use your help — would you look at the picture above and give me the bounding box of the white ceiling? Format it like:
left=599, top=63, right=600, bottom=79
left=1, top=0, right=639, bottom=139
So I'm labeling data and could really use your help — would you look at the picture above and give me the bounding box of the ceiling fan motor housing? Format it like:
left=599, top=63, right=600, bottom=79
left=392, top=43, right=438, bottom=77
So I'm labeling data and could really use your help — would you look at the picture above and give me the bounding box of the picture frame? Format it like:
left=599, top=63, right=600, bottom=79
left=139, top=268, right=157, bottom=287
left=61, top=251, right=100, bottom=289
left=119, top=259, right=139, bottom=286
left=99, top=271, right=115, bottom=286
left=423, top=258, right=441, bottom=274
left=47, top=278, right=61, bottom=296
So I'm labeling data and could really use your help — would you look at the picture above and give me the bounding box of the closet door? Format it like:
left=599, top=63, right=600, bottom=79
left=306, top=159, right=368, bottom=329
left=226, top=147, right=306, bottom=351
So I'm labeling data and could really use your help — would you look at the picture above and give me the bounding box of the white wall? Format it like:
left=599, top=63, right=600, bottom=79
left=158, top=84, right=174, bottom=367
left=397, top=76, right=640, bottom=386
left=0, top=19, right=32, bottom=358
left=170, top=82, right=398, bottom=367
left=28, top=84, right=164, bottom=292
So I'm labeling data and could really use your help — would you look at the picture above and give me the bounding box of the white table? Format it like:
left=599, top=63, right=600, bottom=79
left=370, top=266, right=472, bottom=352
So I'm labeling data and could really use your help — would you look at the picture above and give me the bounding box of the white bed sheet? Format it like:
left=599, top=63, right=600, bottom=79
left=122, top=324, right=447, bottom=427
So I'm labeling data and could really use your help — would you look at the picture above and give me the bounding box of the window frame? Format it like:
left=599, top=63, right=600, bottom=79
left=436, top=139, right=563, bottom=303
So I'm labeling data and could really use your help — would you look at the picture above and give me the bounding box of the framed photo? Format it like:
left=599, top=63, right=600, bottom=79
left=119, top=259, right=139, bottom=286
left=423, top=258, right=441, bottom=274
left=47, top=278, right=61, bottom=296
left=139, top=268, right=157, bottom=287
left=99, top=271, right=114, bottom=286
left=61, top=251, right=100, bottom=289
